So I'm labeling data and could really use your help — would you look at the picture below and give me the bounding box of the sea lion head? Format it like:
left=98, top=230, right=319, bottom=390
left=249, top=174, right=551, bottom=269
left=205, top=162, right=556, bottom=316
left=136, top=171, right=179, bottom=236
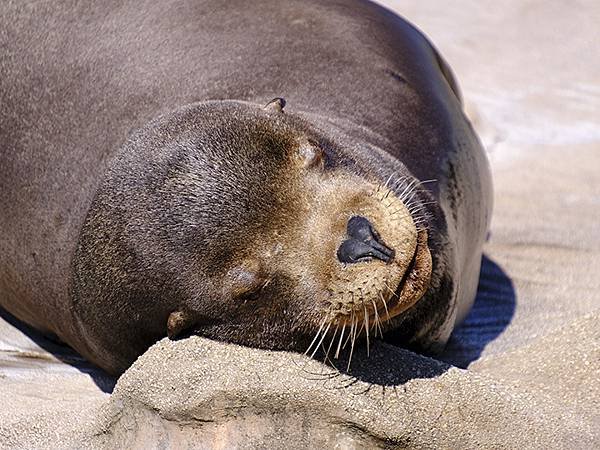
left=72, top=99, right=435, bottom=374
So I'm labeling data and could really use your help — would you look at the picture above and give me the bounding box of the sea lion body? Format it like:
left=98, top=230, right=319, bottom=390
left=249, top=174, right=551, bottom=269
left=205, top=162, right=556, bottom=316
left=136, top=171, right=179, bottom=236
left=0, top=0, right=492, bottom=374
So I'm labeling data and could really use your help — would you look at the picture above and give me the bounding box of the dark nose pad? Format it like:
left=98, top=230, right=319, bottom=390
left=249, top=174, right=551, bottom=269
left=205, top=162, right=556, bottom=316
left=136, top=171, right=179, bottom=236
left=337, top=216, right=395, bottom=264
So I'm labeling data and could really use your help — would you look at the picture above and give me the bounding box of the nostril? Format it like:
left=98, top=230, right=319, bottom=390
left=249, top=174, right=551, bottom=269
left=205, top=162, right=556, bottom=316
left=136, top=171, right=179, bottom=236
left=346, top=216, right=376, bottom=242
left=337, top=216, right=395, bottom=264
left=338, top=239, right=371, bottom=263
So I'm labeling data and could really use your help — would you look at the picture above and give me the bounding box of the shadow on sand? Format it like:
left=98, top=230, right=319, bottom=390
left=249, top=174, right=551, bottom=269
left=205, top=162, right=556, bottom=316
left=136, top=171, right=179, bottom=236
left=439, top=254, right=517, bottom=368
left=0, top=307, right=116, bottom=393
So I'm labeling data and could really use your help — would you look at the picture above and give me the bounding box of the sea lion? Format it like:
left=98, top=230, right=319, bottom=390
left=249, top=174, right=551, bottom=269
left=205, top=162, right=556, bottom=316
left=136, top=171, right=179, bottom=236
left=0, top=0, right=492, bottom=375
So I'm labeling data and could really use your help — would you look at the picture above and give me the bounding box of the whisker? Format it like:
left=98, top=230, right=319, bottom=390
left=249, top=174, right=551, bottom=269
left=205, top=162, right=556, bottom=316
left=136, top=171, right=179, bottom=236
left=335, top=324, right=346, bottom=358
left=379, top=292, right=391, bottom=321
left=398, top=178, right=419, bottom=201
left=405, top=178, right=437, bottom=200
left=357, top=314, right=365, bottom=336
left=363, top=304, right=370, bottom=356
left=375, top=301, right=385, bottom=337
left=383, top=282, right=396, bottom=297
left=408, top=200, right=436, bottom=214
left=383, top=173, right=395, bottom=189
left=392, top=175, right=409, bottom=190
left=347, top=314, right=358, bottom=371
left=304, top=318, right=327, bottom=356
left=309, top=321, right=331, bottom=359
left=343, top=310, right=355, bottom=349
left=371, top=299, right=382, bottom=337
left=324, top=324, right=339, bottom=362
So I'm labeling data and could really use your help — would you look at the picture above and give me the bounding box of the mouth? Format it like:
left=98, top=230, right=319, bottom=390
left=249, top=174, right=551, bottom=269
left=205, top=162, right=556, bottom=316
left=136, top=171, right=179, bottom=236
left=375, top=228, right=432, bottom=323
left=333, top=228, right=432, bottom=329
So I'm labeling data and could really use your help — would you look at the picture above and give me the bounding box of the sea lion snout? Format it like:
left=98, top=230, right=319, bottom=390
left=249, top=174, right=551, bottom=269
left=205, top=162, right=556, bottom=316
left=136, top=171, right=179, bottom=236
left=337, top=216, right=395, bottom=264
left=315, top=181, right=437, bottom=344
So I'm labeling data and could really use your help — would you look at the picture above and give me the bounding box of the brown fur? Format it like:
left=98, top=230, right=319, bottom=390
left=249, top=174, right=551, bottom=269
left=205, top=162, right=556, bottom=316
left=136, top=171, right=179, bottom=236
left=0, top=0, right=492, bottom=375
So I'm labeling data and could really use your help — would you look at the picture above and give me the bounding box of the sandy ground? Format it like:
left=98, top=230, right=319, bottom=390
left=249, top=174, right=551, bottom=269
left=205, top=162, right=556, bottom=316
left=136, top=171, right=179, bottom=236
left=1, top=0, right=599, bottom=448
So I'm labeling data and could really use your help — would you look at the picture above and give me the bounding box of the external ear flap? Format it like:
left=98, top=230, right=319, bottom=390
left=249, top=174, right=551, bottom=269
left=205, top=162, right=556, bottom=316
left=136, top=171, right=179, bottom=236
left=167, top=310, right=195, bottom=339
left=264, top=97, right=286, bottom=113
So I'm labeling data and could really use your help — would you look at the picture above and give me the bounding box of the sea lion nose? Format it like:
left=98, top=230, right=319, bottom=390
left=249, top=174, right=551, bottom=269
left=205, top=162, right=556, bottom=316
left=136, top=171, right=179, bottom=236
left=337, top=216, right=395, bottom=264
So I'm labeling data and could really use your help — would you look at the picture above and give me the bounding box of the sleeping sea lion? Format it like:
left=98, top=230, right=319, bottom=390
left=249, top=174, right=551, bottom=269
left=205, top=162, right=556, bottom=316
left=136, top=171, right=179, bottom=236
left=0, top=0, right=492, bottom=375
